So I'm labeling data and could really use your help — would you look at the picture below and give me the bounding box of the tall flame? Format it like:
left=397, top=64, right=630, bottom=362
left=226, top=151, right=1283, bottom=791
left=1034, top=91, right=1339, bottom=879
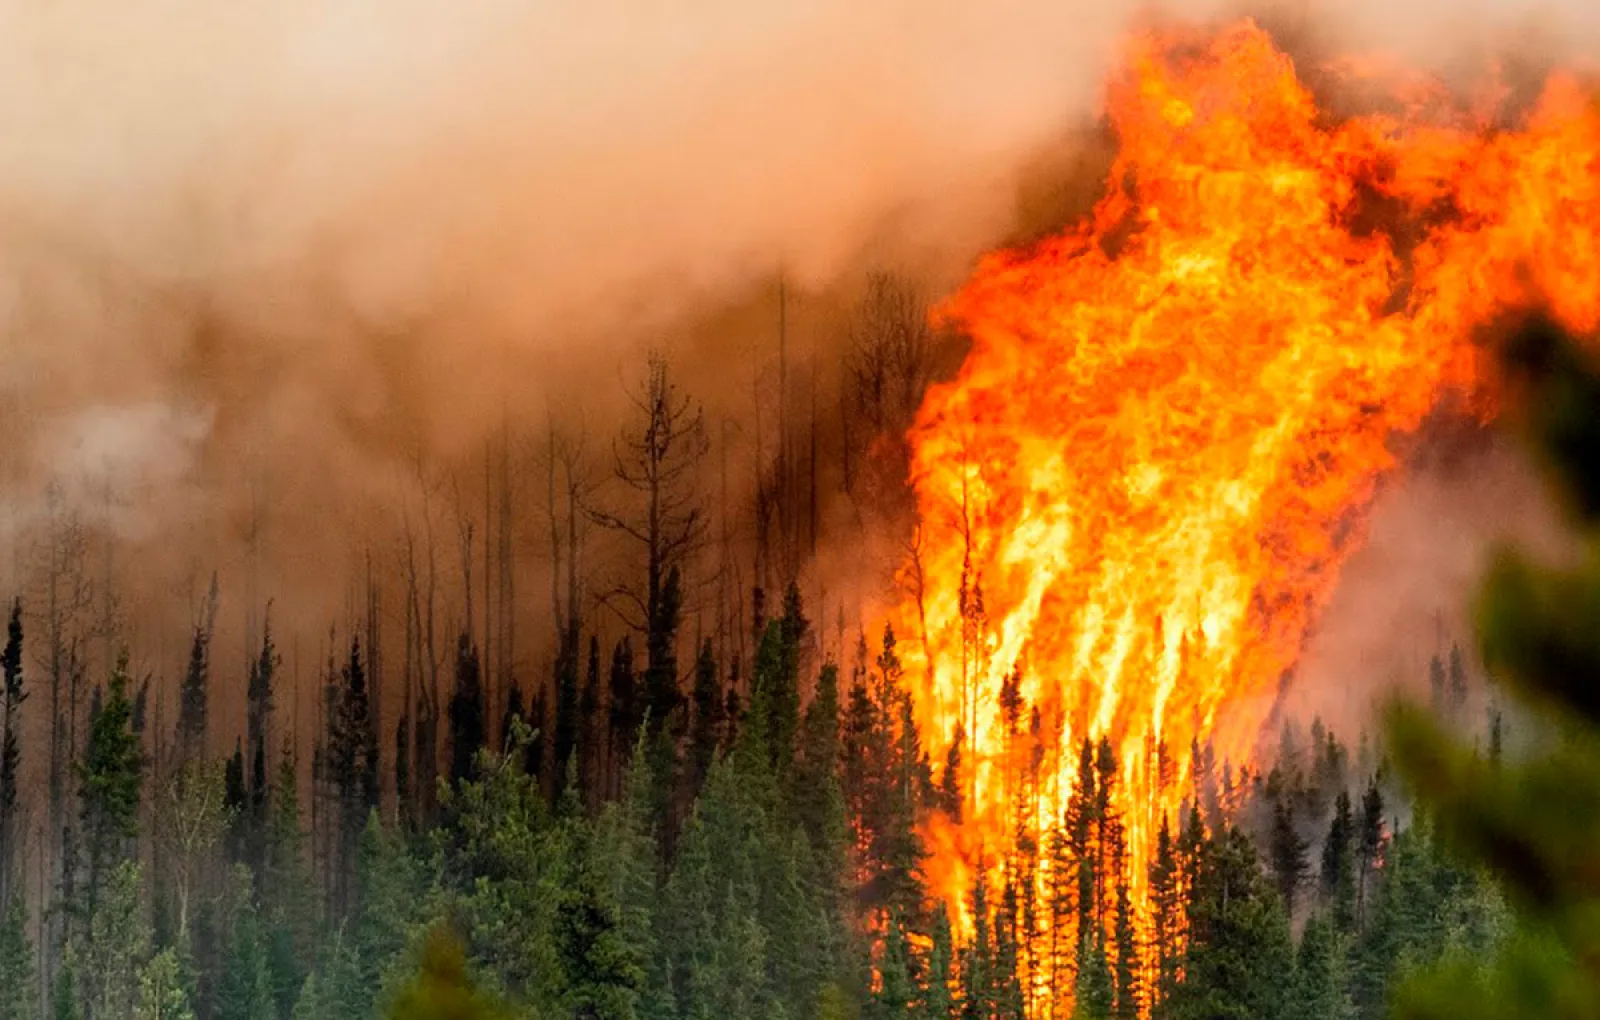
left=896, top=15, right=1600, bottom=972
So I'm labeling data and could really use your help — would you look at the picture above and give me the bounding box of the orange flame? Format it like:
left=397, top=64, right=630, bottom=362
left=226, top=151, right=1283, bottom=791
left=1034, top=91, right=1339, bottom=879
left=893, top=15, right=1600, bottom=998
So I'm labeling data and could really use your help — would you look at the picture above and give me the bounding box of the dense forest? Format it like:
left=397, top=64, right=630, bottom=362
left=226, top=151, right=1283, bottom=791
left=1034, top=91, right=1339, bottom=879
left=0, top=567, right=1521, bottom=1020
left=0, top=300, right=1592, bottom=1020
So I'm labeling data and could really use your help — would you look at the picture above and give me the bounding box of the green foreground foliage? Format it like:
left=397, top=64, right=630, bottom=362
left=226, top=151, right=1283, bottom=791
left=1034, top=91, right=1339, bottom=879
left=1387, top=316, right=1600, bottom=1020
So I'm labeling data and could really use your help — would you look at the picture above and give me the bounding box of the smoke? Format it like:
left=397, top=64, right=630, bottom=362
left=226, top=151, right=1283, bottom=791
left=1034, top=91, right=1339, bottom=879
left=0, top=0, right=1597, bottom=691
left=1284, top=423, right=1578, bottom=740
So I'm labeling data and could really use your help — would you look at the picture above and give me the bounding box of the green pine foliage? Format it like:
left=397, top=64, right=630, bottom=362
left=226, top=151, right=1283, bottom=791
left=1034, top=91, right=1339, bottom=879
left=0, top=432, right=1581, bottom=1020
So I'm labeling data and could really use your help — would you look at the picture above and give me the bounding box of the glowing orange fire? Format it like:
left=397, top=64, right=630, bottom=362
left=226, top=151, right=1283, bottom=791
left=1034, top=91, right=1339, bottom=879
left=895, top=12, right=1600, bottom=990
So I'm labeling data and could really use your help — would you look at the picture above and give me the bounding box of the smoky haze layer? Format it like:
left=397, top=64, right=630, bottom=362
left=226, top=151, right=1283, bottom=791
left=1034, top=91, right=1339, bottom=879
left=0, top=0, right=1597, bottom=747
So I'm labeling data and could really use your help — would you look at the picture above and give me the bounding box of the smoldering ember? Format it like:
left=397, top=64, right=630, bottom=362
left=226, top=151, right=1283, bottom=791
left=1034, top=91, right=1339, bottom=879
left=0, top=4, right=1597, bottom=1020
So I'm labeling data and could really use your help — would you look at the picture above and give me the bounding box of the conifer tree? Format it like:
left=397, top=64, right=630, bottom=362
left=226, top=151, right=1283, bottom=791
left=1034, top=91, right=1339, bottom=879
left=1356, top=780, right=1386, bottom=929
left=0, top=601, right=21, bottom=910
left=327, top=636, right=379, bottom=917
left=1148, top=815, right=1182, bottom=1013
left=449, top=631, right=485, bottom=786
left=1268, top=796, right=1309, bottom=914
left=77, top=652, right=143, bottom=927
left=0, top=896, right=35, bottom=1020
left=1289, top=914, right=1355, bottom=1020
left=687, top=638, right=723, bottom=797
left=245, top=611, right=278, bottom=869
left=1320, top=790, right=1356, bottom=931
left=1071, top=934, right=1113, bottom=1020
left=178, top=576, right=218, bottom=759
left=217, top=900, right=277, bottom=1020
left=1111, top=882, right=1140, bottom=1020
left=873, top=917, right=914, bottom=1020
left=924, top=904, right=955, bottom=1020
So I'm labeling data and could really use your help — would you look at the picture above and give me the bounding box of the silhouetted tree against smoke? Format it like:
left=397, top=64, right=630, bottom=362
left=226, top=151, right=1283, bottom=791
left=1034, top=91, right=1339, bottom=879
left=244, top=608, right=278, bottom=877
left=177, top=574, right=218, bottom=761
left=0, top=602, right=23, bottom=910
left=841, top=272, right=942, bottom=525
left=325, top=635, right=378, bottom=918
left=589, top=354, right=708, bottom=738
left=449, top=631, right=485, bottom=787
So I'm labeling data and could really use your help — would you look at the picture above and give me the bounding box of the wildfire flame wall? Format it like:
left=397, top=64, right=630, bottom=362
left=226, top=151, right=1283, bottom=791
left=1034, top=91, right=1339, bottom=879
left=893, top=13, right=1600, bottom=964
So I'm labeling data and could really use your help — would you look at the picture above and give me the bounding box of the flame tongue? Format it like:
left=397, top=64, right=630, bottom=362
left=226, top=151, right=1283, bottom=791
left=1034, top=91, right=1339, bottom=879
left=898, top=20, right=1600, bottom=935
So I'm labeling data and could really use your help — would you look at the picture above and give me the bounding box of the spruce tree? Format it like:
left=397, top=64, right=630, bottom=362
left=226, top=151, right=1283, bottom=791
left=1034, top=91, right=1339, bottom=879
left=245, top=611, right=278, bottom=872
left=77, top=652, right=143, bottom=926
left=1320, top=790, right=1356, bottom=931
left=178, top=576, right=218, bottom=759
left=1289, top=914, right=1355, bottom=1020
left=327, top=636, right=378, bottom=916
left=1148, top=815, right=1182, bottom=1012
left=0, top=601, right=22, bottom=909
left=873, top=917, right=914, bottom=1020
left=687, top=638, right=723, bottom=797
left=925, top=904, right=955, bottom=1020
left=449, top=631, right=485, bottom=786
left=0, top=896, right=35, bottom=1020
left=1268, top=796, right=1309, bottom=915
left=216, top=902, right=277, bottom=1020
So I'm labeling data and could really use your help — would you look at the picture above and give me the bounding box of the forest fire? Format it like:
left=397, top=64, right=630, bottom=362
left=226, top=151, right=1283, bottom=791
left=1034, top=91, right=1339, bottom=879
left=897, top=12, right=1600, bottom=973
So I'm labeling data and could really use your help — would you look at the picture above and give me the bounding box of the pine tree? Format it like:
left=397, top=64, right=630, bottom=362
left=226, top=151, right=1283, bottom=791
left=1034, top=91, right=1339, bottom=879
left=644, top=565, right=685, bottom=731
left=873, top=917, right=914, bottom=1020
left=327, top=635, right=379, bottom=917
left=1320, top=790, right=1356, bottom=931
left=687, top=638, right=723, bottom=797
left=959, top=870, right=996, bottom=1020
left=1111, top=882, right=1140, bottom=1019
left=1148, top=816, right=1182, bottom=1012
left=0, top=896, right=35, bottom=1020
left=556, top=844, right=649, bottom=1020
left=449, top=630, right=485, bottom=786
left=1268, top=796, right=1309, bottom=915
left=77, top=652, right=143, bottom=926
left=178, top=576, right=218, bottom=759
left=1071, top=934, right=1113, bottom=1020
left=1356, top=780, right=1385, bottom=930
left=592, top=734, right=659, bottom=1012
left=607, top=638, right=638, bottom=796
left=554, top=629, right=581, bottom=798
left=216, top=901, right=277, bottom=1020
left=245, top=611, right=278, bottom=872
left=1167, top=827, right=1292, bottom=1020
left=1289, top=914, right=1355, bottom=1020
left=925, top=904, right=955, bottom=1020
left=0, top=601, right=22, bottom=909
left=263, top=745, right=315, bottom=1016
